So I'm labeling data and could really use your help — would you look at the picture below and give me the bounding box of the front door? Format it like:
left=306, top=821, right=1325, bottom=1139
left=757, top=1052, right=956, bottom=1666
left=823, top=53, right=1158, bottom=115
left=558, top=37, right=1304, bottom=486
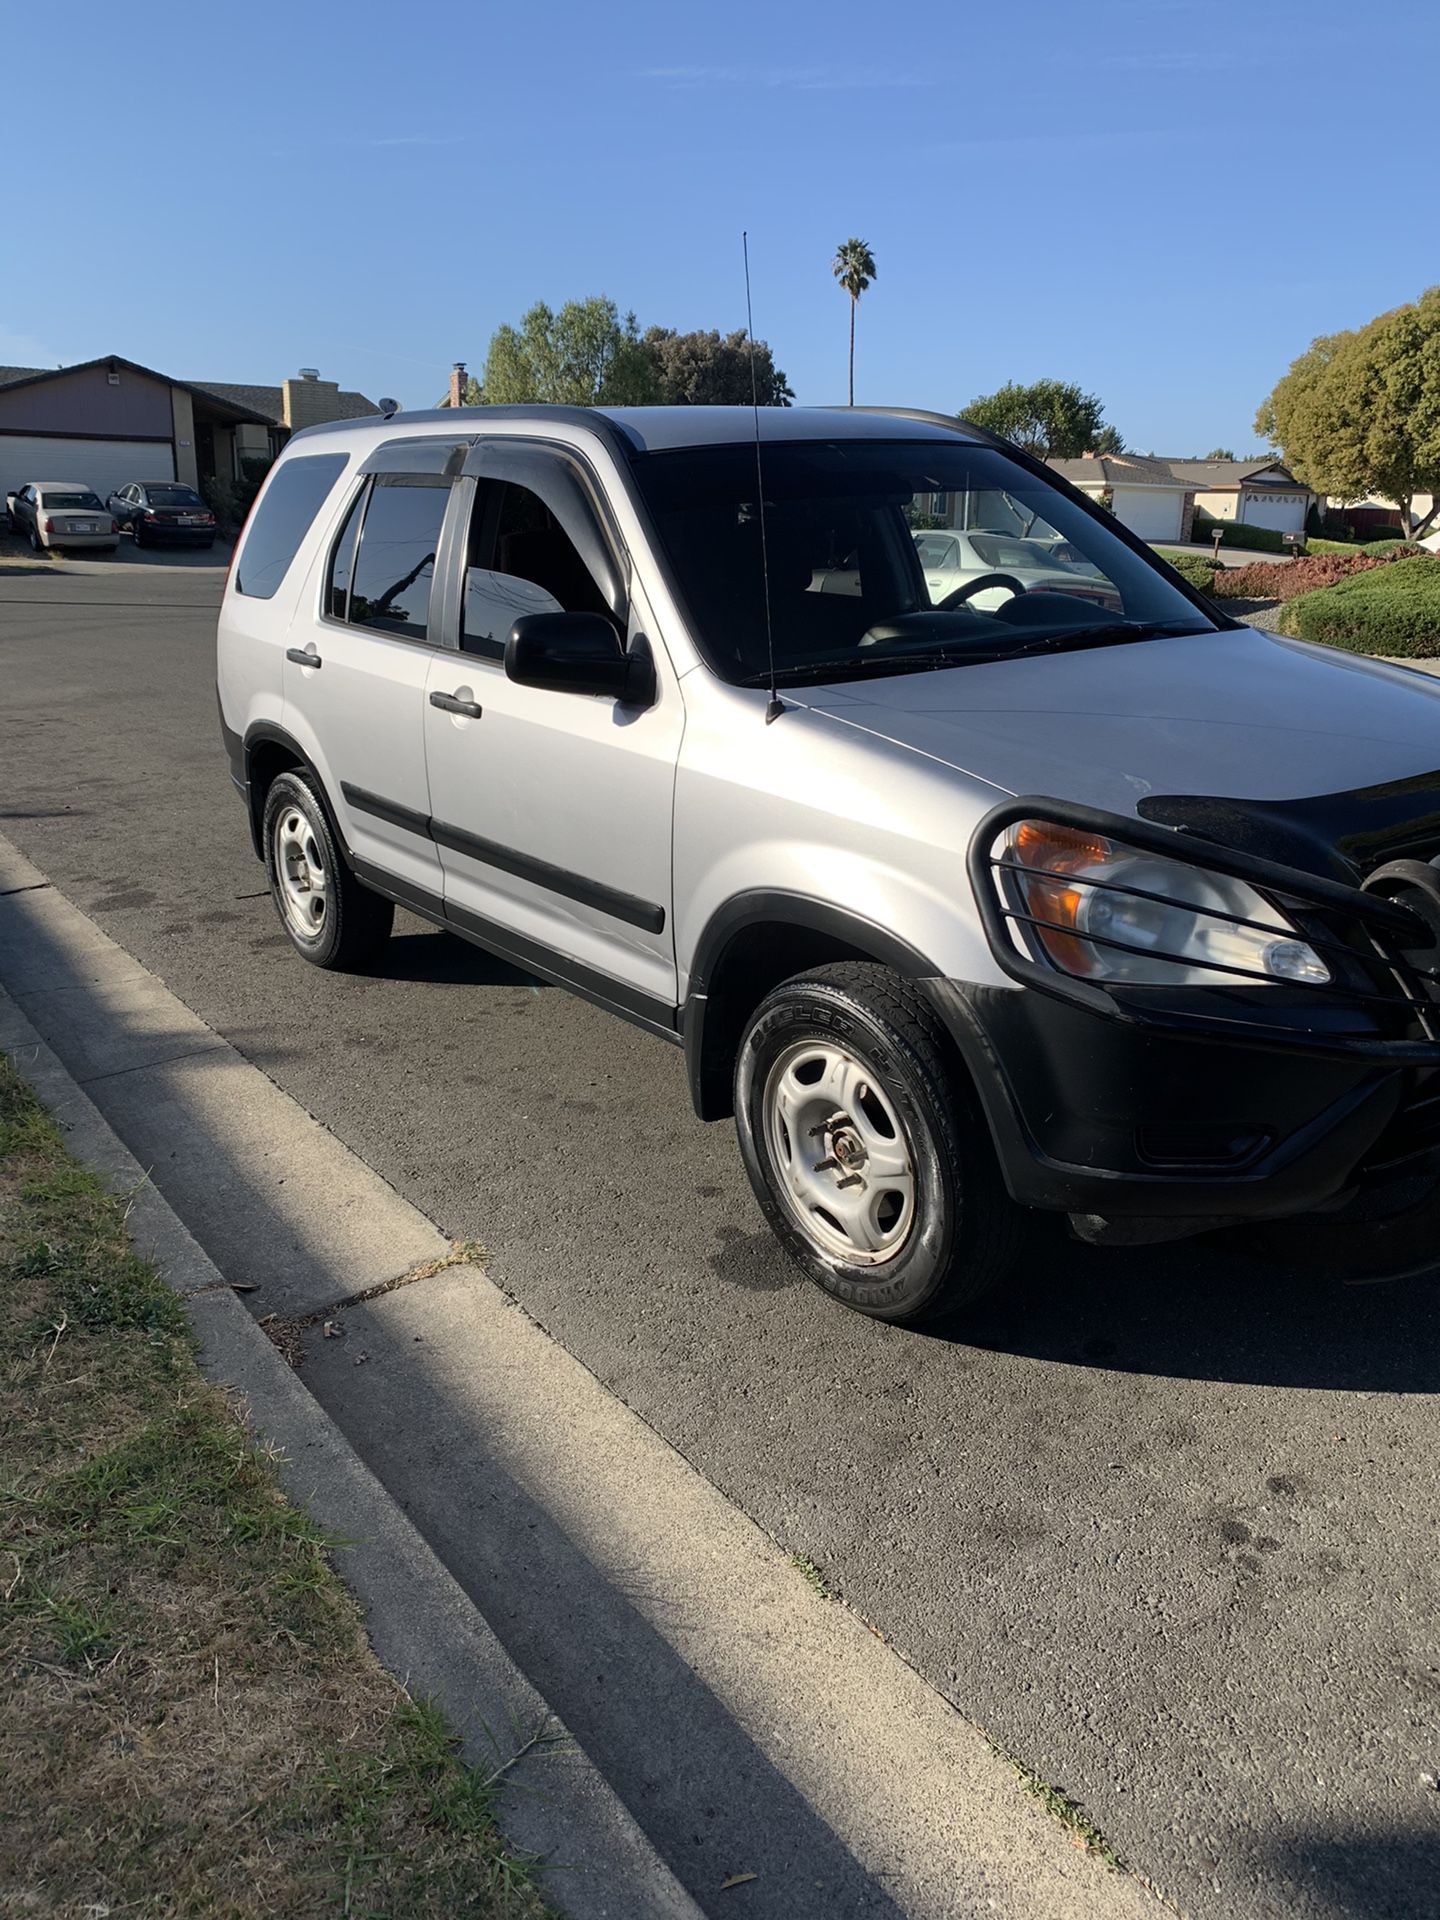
left=422, top=443, right=681, bottom=1022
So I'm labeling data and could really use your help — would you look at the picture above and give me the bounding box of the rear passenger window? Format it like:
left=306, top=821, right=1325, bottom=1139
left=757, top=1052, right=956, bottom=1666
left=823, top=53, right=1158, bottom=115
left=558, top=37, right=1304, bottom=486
left=235, top=453, right=347, bottom=599
left=348, top=476, right=450, bottom=641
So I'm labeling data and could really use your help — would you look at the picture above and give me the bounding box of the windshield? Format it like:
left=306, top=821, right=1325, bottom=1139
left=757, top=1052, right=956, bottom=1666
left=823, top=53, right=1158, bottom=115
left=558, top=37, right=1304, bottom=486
left=146, top=486, right=204, bottom=507
left=43, top=491, right=104, bottom=510
left=629, top=439, right=1219, bottom=685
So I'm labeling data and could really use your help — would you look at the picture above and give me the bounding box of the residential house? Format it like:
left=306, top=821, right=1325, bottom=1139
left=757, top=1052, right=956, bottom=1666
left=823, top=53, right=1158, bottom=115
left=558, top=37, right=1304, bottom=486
left=0, top=356, right=380, bottom=504
left=1048, top=452, right=1198, bottom=543
left=1163, top=457, right=1314, bottom=537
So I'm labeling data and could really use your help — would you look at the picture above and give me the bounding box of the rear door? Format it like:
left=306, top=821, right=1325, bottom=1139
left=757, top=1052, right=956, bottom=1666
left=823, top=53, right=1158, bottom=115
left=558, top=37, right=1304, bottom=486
left=422, top=439, right=682, bottom=1019
left=282, top=438, right=465, bottom=908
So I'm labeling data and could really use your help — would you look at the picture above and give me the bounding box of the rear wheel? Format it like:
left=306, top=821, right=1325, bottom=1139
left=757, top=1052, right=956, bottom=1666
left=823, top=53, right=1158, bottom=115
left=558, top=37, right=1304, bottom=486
left=28, top=524, right=42, bottom=552
left=734, top=962, right=1024, bottom=1324
left=262, top=769, right=393, bottom=970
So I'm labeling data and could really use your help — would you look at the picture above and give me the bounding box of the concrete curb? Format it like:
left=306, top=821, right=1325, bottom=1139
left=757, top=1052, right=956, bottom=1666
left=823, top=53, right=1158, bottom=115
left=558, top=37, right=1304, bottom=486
left=0, top=985, right=703, bottom=1920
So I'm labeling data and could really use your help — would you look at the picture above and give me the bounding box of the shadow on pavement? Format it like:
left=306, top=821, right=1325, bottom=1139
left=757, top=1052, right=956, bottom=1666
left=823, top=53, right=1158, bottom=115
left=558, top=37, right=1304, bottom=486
left=948, top=1217, right=1440, bottom=1393
left=1262, top=1826, right=1440, bottom=1919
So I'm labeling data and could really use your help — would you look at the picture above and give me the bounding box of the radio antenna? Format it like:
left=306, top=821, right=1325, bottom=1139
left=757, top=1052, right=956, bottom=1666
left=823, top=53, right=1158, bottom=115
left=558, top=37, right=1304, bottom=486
left=743, top=231, right=782, bottom=723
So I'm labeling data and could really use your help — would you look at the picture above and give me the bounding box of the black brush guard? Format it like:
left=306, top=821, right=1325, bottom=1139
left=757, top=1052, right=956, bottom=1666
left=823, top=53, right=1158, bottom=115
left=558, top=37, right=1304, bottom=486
left=966, top=796, right=1440, bottom=1066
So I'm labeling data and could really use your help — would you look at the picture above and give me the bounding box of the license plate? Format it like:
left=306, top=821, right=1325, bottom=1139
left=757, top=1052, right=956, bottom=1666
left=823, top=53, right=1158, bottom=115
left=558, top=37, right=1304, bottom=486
left=179, top=515, right=200, bottom=525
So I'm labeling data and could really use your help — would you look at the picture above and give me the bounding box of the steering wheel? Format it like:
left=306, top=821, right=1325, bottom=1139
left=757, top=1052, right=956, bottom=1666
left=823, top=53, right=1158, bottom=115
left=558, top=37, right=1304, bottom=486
left=937, top=571, right=1026, bottom=611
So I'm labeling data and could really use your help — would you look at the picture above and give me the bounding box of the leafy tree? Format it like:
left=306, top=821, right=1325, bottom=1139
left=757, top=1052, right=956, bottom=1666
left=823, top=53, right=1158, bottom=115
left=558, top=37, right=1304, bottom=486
left=1204, top=446, right=1237, bottom=460
left=482, top=297, right=659, bottom=406
left=1256, top=289, right=1440, bottom=537
left=643, top=327, right=792, bottom=406
left=1094, top=425, right=1126, bottom=454
left=832, top=238, right=877, bottom=406
left=961, top=379, right=1112, bottom=459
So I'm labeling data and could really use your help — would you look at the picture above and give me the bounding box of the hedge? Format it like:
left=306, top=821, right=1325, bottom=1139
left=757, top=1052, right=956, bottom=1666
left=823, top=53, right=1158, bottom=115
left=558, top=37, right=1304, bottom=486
left=1192, top=515, right=1294, bottom=556
left=1275, top=555, right=1440, bottom=656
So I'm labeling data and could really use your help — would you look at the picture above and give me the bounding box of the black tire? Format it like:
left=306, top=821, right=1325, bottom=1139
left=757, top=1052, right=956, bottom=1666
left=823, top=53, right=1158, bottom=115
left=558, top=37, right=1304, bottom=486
left=131, top=520, right=145, bottom=547
left=28, top=524, right=42, bottom=552
left=734, top=961, right=1024, bottom=1325
left=261, top=768, right=393, bottom=970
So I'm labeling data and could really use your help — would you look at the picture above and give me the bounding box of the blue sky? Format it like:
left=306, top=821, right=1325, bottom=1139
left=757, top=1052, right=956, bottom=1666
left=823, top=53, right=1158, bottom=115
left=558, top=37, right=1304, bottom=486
left=6, top=0, right=1435, bottom=453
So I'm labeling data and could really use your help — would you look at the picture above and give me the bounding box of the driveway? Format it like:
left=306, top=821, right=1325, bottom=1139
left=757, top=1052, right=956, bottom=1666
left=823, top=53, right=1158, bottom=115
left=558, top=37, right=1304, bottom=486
left=2, top=567, right=1437, bottom=1920
left=0, top=525, right=232, bottom=575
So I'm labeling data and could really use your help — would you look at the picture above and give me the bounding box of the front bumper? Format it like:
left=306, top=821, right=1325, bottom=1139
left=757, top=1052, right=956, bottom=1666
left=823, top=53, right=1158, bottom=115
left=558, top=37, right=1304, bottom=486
left=929, top=975, right=1429, bottom=1224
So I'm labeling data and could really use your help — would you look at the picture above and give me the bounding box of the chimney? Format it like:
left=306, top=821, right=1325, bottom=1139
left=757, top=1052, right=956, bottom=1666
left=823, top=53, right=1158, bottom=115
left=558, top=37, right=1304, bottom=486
left=1081, top=449, right=1096, bottom=459
left=448, top=362, right=467, bottom=409
left=282, top=367, right=342, bottom=429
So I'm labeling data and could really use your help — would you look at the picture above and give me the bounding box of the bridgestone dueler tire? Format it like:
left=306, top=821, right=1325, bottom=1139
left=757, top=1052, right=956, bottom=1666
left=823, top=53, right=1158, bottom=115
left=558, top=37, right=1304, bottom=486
left=262, top=770, right=394, bottom=971
left=733, top=962, right=1024, bottom=1325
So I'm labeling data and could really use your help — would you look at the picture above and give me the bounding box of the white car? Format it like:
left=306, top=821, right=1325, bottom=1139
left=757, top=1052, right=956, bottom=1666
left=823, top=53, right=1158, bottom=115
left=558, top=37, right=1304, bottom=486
left=8, top=481, right=119, bottom=552
left=913, top=527, right=1121, bottom=612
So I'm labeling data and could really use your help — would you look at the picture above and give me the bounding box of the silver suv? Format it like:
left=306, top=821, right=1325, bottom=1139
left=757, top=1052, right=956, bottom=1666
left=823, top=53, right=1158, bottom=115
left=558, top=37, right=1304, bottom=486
left=217, top=405, right=1440, bottom=1324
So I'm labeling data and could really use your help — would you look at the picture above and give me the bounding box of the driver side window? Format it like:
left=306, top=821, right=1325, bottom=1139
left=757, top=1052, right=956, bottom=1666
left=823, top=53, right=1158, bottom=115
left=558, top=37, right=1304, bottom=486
left=460, top=479, right=611, bottom=661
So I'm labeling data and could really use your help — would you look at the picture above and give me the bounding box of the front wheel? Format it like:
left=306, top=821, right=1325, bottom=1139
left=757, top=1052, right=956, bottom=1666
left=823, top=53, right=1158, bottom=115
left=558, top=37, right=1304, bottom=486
left=734, top=962, right=1023, bottom=1324
left=262, top=769, right=394, bottom=969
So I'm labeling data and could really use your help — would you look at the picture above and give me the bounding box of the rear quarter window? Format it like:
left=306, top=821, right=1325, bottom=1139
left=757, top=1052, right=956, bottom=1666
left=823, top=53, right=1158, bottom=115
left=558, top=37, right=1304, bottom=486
left=235, top=453, right=348, bottom=599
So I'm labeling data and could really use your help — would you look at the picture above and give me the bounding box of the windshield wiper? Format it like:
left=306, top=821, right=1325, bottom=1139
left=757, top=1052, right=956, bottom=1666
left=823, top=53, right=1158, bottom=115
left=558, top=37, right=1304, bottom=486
left=734, top=620, right=1210, bottom=689
left=1001, top=618, right=1210, bottom=657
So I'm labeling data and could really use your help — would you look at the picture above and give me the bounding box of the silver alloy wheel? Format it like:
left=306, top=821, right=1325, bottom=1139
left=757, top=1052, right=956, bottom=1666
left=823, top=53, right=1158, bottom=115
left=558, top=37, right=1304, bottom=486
left=273, top=806, right=328, bottom=942
left=761, top=1039, right=918, bottom=1265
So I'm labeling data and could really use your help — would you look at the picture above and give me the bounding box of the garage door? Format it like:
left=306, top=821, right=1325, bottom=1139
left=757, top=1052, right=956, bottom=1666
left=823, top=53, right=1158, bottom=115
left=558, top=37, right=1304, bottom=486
left=0, top=436, right=173, bottom=506
left=1240, top=491, right=1306, bottom=534
left=1110, top=487, right=1183, bottom=542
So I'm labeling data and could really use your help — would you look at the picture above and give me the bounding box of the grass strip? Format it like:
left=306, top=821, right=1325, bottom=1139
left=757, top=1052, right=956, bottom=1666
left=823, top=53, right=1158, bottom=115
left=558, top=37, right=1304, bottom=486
left=0, top=1054, right=550, bottom=1918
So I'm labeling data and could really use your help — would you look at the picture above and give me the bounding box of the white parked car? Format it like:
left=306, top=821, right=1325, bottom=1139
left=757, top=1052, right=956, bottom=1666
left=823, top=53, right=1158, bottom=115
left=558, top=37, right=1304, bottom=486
left=912, top=527, right=1122, bottom=612
left=8, top=481, right=118, bottom=552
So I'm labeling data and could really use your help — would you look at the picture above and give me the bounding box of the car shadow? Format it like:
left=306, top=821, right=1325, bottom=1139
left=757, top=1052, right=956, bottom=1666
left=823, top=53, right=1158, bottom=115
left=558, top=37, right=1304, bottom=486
left=374, top=924, right=541, bottom=989
left=940, top=1214, right=1440, bottom=1393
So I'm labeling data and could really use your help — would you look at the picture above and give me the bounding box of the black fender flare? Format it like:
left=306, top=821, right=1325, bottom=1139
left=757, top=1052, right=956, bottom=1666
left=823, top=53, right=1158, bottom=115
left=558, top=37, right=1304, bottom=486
left=682, top=889, right=943, bottom=1119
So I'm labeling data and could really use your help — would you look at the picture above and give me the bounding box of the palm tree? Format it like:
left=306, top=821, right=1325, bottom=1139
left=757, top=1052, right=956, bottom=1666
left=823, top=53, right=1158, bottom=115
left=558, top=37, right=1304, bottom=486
left=832, top=238, right=877, bottom=406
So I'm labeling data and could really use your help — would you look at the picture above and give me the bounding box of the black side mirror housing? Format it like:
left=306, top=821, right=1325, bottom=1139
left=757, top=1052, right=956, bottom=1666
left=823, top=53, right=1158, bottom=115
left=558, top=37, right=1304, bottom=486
left=505, top=612, right=655, bottom=706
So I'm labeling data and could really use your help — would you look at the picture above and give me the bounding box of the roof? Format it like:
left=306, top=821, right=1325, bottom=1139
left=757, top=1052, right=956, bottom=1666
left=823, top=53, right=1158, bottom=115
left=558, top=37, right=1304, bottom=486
left=0, top=355, right=276, bottom=425
left=290, top=402, right=985, bottom=455
left=188, top=379, right=381, bottom=426
left=1160, top=457, right=1307, bottom=491
left=34, top=481, right=97, bottom=492
left=1048, top=453, right=1192, bottom=490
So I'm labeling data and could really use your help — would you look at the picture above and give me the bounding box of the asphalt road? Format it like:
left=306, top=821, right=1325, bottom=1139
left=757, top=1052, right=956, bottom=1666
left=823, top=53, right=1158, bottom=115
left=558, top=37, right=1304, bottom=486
left=4, top=563, right=1439, bottom=1920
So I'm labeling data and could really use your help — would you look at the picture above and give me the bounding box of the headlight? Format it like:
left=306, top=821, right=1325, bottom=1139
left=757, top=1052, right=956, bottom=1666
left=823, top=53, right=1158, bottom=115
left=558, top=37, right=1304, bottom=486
left=1003, top=821, right=1331, bottom=987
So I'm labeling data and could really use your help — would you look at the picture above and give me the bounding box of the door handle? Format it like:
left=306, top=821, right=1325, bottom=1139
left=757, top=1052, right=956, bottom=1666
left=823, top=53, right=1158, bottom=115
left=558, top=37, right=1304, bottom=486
left=430, top=690, right=482, bottom=718
left=286, top=647, right=322, bottom=668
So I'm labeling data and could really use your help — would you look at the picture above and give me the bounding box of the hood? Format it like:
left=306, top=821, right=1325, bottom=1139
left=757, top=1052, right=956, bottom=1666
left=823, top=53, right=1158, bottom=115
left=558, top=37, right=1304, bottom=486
left=796, top=627, right=1440, bottom=878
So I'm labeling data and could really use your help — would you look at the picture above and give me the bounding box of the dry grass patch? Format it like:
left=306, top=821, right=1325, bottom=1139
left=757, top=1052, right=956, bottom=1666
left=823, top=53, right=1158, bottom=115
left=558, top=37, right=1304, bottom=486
left=0, top=1057, right=550, bottom=1918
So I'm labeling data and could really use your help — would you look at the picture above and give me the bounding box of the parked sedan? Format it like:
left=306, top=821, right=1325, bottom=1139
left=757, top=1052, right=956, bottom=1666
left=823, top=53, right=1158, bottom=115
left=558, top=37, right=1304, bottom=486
left=108, top=481, right=217, bottom=548
left=8, top=482, right=119, bottom=552
left=912, top=527, right=1122, bottom=612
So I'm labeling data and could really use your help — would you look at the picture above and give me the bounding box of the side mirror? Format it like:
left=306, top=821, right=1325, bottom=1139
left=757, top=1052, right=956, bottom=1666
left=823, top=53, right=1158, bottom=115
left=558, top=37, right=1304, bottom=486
left=505, top=611, right=655, bottom=705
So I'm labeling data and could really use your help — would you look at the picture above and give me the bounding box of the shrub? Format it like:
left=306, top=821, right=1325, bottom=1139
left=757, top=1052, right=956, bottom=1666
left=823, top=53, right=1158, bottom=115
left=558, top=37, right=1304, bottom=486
left=1276, top=555, right=1440, bottom=655
left=1160, top=553, right=1222, bottom=594
left=1211, top=545, right=1425, bottom=603
left=1306, top=537, right=1365, bottom=555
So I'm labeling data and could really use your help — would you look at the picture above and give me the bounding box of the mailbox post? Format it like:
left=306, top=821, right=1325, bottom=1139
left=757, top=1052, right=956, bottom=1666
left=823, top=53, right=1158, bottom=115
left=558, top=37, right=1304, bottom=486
left=1211, top=525, right=1225, bottom=563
